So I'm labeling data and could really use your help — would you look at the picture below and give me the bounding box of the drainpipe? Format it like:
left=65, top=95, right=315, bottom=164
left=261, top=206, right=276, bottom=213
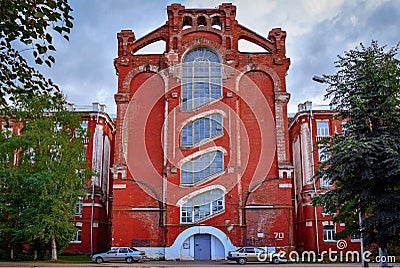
left=162, top=81, right=169, bottom=247
left=90, top=110, right=100, bottom=256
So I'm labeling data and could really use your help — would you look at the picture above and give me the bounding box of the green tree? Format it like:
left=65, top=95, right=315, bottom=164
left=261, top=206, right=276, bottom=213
left=314, top=41, right=400, bottom=267
left=0, top=0, right=73, bottom=111
left=0, top=93, right=90, bottom=261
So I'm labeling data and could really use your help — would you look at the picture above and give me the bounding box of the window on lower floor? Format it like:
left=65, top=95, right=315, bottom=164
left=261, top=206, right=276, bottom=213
left=318, top=145, right=330, bottom=163
left=320, top=175, right=332, bottom=188
left=76, top=198, right=83, bottom=215
left=323, top=225, right=336, bottom=241
left=180, top=189, right=224, bottom=223
left=351, top=233, right=361, bottom=241
left=71, top=227, right=82, bottom=243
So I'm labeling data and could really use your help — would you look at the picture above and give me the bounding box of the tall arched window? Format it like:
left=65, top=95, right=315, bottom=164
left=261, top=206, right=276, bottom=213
left=181, top=189, right=225, bottom=223
left=181, top=48, right=222, bottom=111
left=181, top=113, right=223, bottom=147
left=181, top=150, right=223, bottom=184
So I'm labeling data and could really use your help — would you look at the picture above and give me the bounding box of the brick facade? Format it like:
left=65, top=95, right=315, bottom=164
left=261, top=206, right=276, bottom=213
left=289, top=102, right=361, bottom=254
left=64, top=104, right=116, bottom=255
left=112, top=4, right=293, bottom=260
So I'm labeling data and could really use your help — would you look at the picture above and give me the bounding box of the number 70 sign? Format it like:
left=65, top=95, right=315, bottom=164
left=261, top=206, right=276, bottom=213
left=274, top=232, right=284, bottom=240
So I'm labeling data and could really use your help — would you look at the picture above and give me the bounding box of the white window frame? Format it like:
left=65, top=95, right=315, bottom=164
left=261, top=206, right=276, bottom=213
left=180, top=150, right=224, bottom=185
left=320, top=175, right=332, bottom=189
left=179, top=189, right=225, bottom=224
left=323, top=225, right=336, bottom=241
left=70, top=227, right=82, bottom=243
left=351, top=233, right=361, bottom=242
left=76, top=198, right=83, bottom=216
left=316, top=120, right=330, bottom=137
left=181, top=113, right=223, bottom=147
left=181, top=48, right=222, bottom=111
left=318, top=145, right=330, bottom=163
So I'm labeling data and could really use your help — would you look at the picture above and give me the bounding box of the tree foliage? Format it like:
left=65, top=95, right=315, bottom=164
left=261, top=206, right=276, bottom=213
left=314, top=41, right=400, bottom=254
left=0, top=93, right=90, bottom=260
left=0, top=0, right=85, bottom=260
left=0, top=0, right=73, bottom=111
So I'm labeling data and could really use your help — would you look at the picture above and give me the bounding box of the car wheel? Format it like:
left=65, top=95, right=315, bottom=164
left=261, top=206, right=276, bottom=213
left=238, top=257, right=247, bottom=265
left=126, top=257, right=133, bottom=263
left=272, top=257, right=280, bottom=264
left=95, top=257, right=104, bottom=264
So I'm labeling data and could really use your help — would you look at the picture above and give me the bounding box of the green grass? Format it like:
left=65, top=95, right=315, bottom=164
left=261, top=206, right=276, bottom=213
left=48, top=255, right=92, bottom=263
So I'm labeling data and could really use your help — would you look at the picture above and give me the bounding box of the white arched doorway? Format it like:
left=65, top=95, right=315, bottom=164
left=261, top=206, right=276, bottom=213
left=165, top=226, right=236, bottom=260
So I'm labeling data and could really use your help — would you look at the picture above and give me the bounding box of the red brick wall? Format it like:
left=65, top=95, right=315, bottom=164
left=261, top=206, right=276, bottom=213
left=112, top=3, right=293, bottom=250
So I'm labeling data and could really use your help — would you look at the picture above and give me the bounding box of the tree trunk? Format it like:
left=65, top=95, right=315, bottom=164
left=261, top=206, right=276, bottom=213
left=378, top=246, right=388, bottom=267
left=10, top=247, right=13, bottom=260
left=51, top=237, right=57, bottom=261
left=359, top=211, right=369, bottom=267
left=34, top=249, right=37, bottom=260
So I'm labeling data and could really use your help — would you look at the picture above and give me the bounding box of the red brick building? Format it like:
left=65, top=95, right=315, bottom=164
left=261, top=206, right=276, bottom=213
left=64, top=103, right=116, bottom=255
left=112, top=3, right=294, bottom=260
left=1, top=102, right=116, bottom=256
left=289, top=101, right=360, bottom=254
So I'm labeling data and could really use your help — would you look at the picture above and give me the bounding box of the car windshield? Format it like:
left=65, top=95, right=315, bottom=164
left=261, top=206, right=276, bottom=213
left=108, top=249, right=117, bottom=254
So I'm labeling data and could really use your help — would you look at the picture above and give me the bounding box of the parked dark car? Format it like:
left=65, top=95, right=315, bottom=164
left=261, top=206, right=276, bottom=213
left=91, top=247, right=146, bottom=264
left=227, top=246, right=286, bottom=265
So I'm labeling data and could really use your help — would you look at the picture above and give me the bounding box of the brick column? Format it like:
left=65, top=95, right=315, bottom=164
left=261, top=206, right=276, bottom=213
left=114, top=92, right=130, bottom=167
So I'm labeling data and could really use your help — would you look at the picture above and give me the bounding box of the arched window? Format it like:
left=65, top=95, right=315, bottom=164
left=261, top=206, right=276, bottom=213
left=197, top=16, right=207, bottom=27
left=181, top=48, right=222, bottom=111
left=181, top=113, right=223, bottom=147
left=181, top=150, right=223, bottom=184
left=182, top=16, right=193, bottom=30
left=181, top=189, right=224, bottom=223
left=211, top=16, right=222, bottom=30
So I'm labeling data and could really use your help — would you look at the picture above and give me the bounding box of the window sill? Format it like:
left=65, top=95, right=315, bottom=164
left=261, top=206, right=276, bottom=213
left=321, top=213, right=335, bottom=216
left=180, top=209, right=225, bottom=225
left=69, top=241, right=82, bottom=244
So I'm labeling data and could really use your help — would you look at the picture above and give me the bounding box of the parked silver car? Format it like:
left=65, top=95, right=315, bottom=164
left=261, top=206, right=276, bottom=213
left=92, top=247, right=146, bottom=264
left=227, top=247, right=286, bottom=265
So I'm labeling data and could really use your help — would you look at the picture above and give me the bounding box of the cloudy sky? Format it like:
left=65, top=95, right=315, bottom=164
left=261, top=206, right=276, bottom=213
left=38, top=0, right=400, bottom=116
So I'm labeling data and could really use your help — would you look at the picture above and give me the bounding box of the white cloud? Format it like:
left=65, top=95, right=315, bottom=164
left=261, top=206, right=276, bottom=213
left=36, top=0, right=400, bottom=115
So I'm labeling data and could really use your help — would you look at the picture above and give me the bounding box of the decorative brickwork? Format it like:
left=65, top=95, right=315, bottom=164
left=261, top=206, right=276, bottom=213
left=113, top=4, right=293, bottom=259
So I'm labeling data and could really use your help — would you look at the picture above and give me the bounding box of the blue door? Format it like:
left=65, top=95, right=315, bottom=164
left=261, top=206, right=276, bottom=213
left=194, top=234, right=211, bottom=260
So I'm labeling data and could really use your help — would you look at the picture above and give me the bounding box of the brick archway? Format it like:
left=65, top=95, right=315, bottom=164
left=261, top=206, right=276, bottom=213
left=165, top=226, right=236, bottom=260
